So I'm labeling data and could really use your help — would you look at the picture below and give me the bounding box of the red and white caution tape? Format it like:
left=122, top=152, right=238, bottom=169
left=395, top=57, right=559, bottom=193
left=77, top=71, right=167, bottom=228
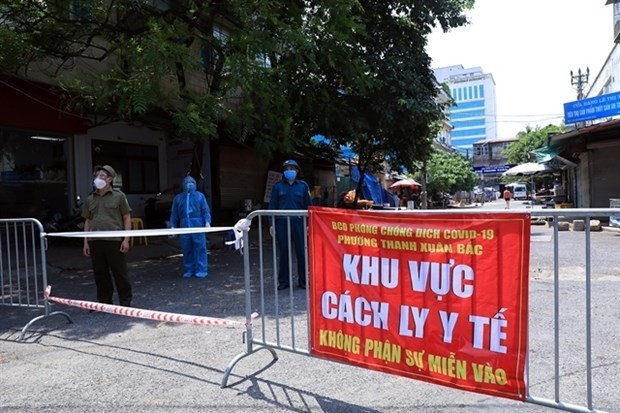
left=44, top=286, right=254, bottom=327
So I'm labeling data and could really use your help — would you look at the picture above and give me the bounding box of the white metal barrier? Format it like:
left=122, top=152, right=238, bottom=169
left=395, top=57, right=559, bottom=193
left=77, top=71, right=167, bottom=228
left=0, top=218, right=73, bottom=340
left=223, top=208, right=620, bottom=413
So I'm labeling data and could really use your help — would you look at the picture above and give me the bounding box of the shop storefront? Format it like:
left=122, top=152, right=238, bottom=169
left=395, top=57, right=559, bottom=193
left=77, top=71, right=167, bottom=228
left=0, top=130, right=72, bottom=219
left=0, top=75, right=87, bottom=220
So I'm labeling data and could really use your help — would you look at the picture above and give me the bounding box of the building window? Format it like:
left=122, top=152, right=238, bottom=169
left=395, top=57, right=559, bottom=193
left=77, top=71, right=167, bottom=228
left=479, top=85, right=484, bottom=98
left=452, top=100, right=485, bottom=111
left=474, top=145, right=489, bottom=157
left=451, top=109, right=485, bottom=119
left=0, top=129, right=69, bottom=218
left=452, top=119, right=485, bottom=129
left=92, top=140, right=159, bottom=194
left=452, top=127, right=486, bottom=138
left=202, top=26, right=228, bottom=74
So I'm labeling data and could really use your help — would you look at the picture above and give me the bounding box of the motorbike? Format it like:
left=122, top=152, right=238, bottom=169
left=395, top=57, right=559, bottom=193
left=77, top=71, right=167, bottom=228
left=144, top=189, right=176, bottom=229
left=42, top=198, right=85, bottom=244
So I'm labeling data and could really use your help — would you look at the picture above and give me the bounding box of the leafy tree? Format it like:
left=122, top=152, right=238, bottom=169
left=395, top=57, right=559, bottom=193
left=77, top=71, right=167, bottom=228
left=503, top=124, right=564, bottom=164
left=425, top=150, right=477, bottom=195
left=0, top=0, right=473, bottom=183
left=299, top=1, right=473, bottom=201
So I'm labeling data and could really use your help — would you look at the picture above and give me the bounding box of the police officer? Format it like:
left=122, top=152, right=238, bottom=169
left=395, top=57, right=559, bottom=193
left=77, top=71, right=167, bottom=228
left=269, top=160, right=312, bottom=290
left=82, top=165, right=133, bottom=307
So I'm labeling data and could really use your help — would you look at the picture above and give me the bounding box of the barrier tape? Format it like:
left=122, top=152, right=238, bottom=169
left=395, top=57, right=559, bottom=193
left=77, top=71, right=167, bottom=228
left=44, top=286, right=253, bottom=327
left=44, top=218, right=252, bottom=252
left=44, top=226, right=234, bottom=238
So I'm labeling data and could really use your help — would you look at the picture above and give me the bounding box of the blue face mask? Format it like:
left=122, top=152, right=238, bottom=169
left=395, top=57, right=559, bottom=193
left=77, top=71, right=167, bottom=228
left=283, top=170, right=297, bottom=181
left=186, top=182, right=196, bottom=192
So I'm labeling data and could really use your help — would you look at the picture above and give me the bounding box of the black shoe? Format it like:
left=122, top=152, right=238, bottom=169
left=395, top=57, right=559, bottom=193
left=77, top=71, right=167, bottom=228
left=298, top=281, right=306, bottom=290
left=277, top=284, right=290, bottom=290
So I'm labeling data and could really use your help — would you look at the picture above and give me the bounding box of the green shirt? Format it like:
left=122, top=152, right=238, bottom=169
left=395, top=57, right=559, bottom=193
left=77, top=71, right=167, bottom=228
left=82, top=188, right=132, bottom=240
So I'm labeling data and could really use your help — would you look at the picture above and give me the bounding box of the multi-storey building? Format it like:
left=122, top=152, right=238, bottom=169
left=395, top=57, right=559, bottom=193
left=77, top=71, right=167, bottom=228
left=471, top=136, right=518, bottom=189
left=434, top=65, right=497, bottom=156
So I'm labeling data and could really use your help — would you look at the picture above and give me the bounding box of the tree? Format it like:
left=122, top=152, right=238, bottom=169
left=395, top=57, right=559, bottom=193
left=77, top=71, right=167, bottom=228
left=297, top=1, right=473, bottom=201
left=0, top=0, right=473, bottom=183
left=503, top=124, right=564, bottom=164
left=425, top=150, right=477, bottom=196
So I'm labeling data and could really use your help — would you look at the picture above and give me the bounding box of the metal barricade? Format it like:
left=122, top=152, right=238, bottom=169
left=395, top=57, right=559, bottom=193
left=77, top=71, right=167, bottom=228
left=223, top=208, right=620, bottom=413
left=0, top=218, right=72, bottom=340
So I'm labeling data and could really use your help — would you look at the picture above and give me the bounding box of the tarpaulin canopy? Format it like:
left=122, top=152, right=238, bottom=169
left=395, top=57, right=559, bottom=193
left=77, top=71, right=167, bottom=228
left=351, top=167, right=398, bottom=207
left=532, top=143, right=565, bottom=163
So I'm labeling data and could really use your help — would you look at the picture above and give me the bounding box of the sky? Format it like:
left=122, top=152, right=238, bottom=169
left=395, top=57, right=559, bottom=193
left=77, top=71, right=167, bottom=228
left=426, top=0, right=613, bottom=138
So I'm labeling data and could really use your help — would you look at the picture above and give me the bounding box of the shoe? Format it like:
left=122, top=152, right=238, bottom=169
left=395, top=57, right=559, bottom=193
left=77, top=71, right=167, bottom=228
left=298, top=281, right=306, bottom=290
left=277, top=284, right=290, bottom=290
left=196, top=272, right=208, bottom=278
left=182, top=272, right=193, bottom=278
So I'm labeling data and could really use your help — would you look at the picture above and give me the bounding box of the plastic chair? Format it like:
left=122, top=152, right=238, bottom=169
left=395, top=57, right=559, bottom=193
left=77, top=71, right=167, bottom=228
left=130, top=217, right=148, bottom=246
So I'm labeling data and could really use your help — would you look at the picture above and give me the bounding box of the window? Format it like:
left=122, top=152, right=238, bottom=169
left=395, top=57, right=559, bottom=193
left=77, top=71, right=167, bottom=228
left=0, top=129, right=69, bottom=218
left=70, top=0, right=93, bottom=20
left=451, top=109, right=484, bottom=119
left=452, top=119, right=485, bottom=129
left=452, top=100, right=485, bottom=110
left=202, top=26, right=229, bottom=74
left=91, top=140, right=159, bottom=194
left=474, top=145, right=489, bottom=157
left=452, top=128, right=486, bottom=138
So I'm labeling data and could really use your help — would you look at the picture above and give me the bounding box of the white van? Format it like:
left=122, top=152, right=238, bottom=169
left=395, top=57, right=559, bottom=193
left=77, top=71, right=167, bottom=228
left=511, top=184, right=528, bottom=200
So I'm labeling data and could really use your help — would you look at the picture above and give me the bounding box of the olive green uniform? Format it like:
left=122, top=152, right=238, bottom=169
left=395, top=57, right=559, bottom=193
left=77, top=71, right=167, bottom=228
left=82, top=189, right=133, bottom=306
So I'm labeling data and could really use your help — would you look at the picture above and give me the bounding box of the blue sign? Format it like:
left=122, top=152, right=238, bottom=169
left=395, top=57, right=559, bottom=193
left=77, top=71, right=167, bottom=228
left=564, top=91, right=620, bottom=124
left=473, top=165, right=515, bottom=174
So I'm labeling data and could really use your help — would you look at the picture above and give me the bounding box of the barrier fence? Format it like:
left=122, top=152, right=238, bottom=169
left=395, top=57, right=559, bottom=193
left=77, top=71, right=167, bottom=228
left=0, top=218, right=72, bottom=340
left=3, top=209, right=618, bottom=412
left=223, top=208, right=620, bottom=413
left=2, top=221, right=246, bottom=340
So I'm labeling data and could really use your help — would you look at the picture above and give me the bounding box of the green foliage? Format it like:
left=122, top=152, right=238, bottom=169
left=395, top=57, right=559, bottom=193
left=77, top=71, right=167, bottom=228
left=426, top=151, right=477, bottom=194
left=503, top=124, right=565, bottom=164
left=0, top=0, right=473, bottom=163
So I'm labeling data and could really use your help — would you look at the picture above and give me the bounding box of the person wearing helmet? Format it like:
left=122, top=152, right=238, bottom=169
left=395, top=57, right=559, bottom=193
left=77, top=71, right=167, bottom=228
left=169, top=176, right=212, bottom=278
left=82, top=165, right=133, bottom=307
left=269, top=159, right=312, bottom=290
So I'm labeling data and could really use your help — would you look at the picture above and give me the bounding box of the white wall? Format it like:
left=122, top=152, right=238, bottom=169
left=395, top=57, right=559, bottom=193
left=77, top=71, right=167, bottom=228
left=73, top=122, right=168, bottom=217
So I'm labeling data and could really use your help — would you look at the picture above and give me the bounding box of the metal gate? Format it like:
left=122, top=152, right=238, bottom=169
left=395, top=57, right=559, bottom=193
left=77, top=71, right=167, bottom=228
left=223, top=208, right=620, bottom=413
left=0, top=218, right=72, bottom=340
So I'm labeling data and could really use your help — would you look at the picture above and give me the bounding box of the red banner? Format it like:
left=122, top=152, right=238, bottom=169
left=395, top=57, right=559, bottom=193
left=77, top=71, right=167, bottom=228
left=308, top=207, right=530, bottom=400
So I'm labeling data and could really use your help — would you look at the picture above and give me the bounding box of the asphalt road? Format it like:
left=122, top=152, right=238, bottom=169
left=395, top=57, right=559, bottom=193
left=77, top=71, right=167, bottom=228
left=1, top=201, right=618, bottom=413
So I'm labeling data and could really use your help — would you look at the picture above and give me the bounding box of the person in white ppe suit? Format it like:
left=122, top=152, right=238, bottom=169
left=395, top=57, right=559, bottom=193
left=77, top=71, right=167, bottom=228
left=169, top=176, right=211, bottom=278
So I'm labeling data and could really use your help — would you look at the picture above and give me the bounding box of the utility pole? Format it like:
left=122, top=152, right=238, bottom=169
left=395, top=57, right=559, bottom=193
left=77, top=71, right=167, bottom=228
left=570, top=67, right=590, bottom=100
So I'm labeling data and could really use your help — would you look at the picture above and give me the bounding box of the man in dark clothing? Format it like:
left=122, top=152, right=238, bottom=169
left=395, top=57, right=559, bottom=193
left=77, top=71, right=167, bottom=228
left=82, top=165, right=133, bottom=306
left=269, top=159, right=312, bottom=290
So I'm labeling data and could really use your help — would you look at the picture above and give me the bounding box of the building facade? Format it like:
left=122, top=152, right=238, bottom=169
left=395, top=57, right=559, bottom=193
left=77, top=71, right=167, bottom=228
left=471, top=136, right=518, bottom=189
left=434, top=65, right=497, bottom=156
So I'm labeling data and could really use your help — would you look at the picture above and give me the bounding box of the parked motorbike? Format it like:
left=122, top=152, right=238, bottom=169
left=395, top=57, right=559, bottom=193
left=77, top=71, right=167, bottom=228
left=144, top=189, right=176, bottom=229
left=42, top=198, right=85, bottom=244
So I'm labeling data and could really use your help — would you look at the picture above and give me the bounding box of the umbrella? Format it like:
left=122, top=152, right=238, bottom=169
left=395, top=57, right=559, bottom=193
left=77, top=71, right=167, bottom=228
left=390, top=178, right=421, bottom=189
left=503, top=162, right=556, bottom=207
left=502, top=162, right=555, bottom=176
